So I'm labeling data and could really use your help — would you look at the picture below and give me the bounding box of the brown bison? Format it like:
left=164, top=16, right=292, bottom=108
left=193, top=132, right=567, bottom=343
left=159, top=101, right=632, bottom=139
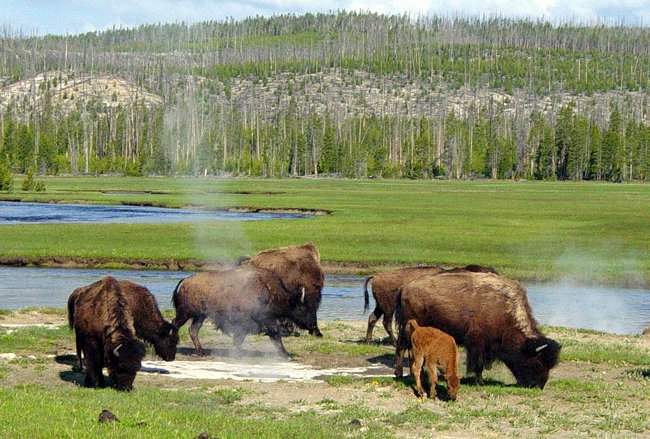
left=364, top=264, right=496, bottom=345
left=67, top=276, right=146, bottom=390
left=395, top=271, right=561, bottom=389
left=68, top=279, right=179, bottom=366
left=117, top=280, right=179, bottom=361
left=405, top=319, right=460, bottom=400
left=172, top=265, right=319, bottom=357
left=245, top=242, right=324, bottom=337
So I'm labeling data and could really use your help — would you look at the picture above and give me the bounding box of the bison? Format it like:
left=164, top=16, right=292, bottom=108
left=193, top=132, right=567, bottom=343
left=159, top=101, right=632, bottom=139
left=68, top=279, right=179, bottom=366
left=364, top=264, right=497, bottom=345
left=244, top=242, right=324, bottom=337
left=172, top=265, right=319, bottom=357
left=116, top=280, right=179, bottom=361
left=67, top=276, right=146, bottom=390
left=395, top=271, right=561, bottom=389
left=405, top=319, right=460, bottom=400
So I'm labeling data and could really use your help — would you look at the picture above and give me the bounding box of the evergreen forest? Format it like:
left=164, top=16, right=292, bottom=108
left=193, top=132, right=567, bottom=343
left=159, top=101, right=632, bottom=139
left=2, top=12, right=650, bottom=181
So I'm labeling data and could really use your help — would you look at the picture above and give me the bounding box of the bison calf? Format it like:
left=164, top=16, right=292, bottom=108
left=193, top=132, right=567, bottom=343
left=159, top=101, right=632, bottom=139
left=405, top=319, right=460, bottom=400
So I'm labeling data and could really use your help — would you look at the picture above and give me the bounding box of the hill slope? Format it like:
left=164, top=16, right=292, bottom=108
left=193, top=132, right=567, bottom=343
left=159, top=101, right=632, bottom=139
left=1, top=12, right=649, bottom=180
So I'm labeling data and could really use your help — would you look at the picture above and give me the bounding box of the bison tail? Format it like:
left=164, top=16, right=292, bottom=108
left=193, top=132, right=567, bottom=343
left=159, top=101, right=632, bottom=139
left=363, top=276, right=374, bottom=314
left=394, top=288, right=406, bottom=335
left=171, top=278, right=184, bottom=310
left=67, top=290, right=78, bottom=330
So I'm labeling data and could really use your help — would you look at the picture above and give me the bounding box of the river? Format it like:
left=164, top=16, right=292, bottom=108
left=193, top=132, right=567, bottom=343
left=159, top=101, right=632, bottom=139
left=0, top=201, right=309, bottom=224
left=0, top=266, right=648, bottom=335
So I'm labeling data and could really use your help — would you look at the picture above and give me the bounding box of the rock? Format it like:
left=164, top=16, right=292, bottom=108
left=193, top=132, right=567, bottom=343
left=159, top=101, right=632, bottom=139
left=349, top=419, right=362, bottom=427
left=98, top=409, right=119, bottom=423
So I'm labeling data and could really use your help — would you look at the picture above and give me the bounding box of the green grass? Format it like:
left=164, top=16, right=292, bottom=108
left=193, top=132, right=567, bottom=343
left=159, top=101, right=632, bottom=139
left=0, top=385, right=385, bottom=439
left=0, top=325, right=73, bottom=354
left=1, top=177, right=650, bottom=282
left=1, top=319, right=649, bottom=437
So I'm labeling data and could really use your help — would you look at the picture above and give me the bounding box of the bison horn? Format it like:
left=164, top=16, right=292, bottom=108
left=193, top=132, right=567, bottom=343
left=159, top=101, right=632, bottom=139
left=535, top=344, right=548, bottom=353
left=301, top=287, right=306, bottom=304
left=113, top=343, right=123, bottom=357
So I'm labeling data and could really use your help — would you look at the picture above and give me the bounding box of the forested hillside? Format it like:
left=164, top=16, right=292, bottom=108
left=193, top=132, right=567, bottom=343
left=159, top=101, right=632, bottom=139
left=1, top=12, right=650, bottom=181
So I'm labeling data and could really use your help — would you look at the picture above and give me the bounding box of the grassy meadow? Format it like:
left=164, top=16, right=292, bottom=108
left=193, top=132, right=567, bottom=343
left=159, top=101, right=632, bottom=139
left=0, top=315, right=648, bottom=438
left=1, top=176, right=650, bottom=283
left=0, top=175, right=649, bottom=438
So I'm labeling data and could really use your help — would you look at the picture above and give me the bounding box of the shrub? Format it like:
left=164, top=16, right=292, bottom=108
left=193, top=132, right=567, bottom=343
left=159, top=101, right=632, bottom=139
left=0, top=163, right=14, bottom=191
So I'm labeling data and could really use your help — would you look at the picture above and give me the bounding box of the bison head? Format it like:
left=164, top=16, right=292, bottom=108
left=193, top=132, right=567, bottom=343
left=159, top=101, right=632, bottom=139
left=510, top=337, right=561, bottom=389
left=285, top=287, right=322, bottom=337
left=109, top=339, right=146, bottom=391
left=153, top=322, right=179, bottom=361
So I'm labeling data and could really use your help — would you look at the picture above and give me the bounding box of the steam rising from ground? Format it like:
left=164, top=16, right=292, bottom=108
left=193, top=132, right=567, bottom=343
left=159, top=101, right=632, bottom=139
left=530, top=246, right=650, bottom=335
left=164, top=90, right=254, bottom=262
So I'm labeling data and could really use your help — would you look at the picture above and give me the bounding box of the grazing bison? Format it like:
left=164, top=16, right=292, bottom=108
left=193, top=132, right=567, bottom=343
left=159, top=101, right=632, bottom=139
left=364, top=264, right=497, bottom=345
left=245, top=242, right=324, bottom=337
left=395, top=271, right=560, bottom=389
left=68, top=279, right=179, bottom=366
left=117, top=280, right=179, bottom=361
left=405, top=319, right=460, bottom=400
left=67, top=276, right=146, bottom=390
left=172, top=265, right=320, bottom=357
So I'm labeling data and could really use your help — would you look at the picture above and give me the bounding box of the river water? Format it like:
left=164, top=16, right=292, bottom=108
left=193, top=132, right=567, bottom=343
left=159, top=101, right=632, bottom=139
left=0, top=266, right=648, bottom=335
left=0, top=201, right=309, bottom=224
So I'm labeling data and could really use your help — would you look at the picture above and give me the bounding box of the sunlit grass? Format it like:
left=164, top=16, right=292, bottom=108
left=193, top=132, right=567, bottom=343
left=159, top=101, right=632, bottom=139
left=1, top=177, right=650, bottom=282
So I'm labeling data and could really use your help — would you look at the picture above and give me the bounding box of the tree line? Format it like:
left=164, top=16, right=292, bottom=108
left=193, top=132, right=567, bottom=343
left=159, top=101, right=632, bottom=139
left=2, top=94, right=648, bottom=181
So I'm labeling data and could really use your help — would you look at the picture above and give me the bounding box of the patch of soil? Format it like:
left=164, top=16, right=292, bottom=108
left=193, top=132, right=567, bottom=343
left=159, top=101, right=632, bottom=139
left=0, top=311, right=66, bottom=327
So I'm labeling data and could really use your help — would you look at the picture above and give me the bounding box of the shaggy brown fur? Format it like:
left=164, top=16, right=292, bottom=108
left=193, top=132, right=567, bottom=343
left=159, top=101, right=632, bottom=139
left=405, top=319, right=460, bottom=400
left=67, top=276, right=146, bottom=391
left=395, top=272, right=561, bottom=389
left=246, top=242, right=324, bottom=337
left=364, top=264, right=496, bottom=345
left=68, top=280, right=179, bottom=365
left=172, top=265, right=318, bottom=357
left=117, top=280, right=179, bottom=361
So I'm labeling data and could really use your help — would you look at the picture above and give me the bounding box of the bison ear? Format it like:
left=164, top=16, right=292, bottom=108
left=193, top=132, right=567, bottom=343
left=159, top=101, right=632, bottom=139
left=113, top=343, right=123, bottom=357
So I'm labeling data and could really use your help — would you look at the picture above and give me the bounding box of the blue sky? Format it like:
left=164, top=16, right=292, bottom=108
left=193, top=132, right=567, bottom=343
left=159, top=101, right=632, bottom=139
left=2, top=1, right=650, bottom=36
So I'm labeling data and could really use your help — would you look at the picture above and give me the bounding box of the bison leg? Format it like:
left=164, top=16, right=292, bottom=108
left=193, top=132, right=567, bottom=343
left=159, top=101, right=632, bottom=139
left=382, top=314, right=397, bottom=346
left=412, top=352, right=426, bottom=397
left=424, top=359, right=439, bottom=399
left=74, top=333, right=84, bottom=372
left=465, top=337, right=486, bottom=385
left=232, top=332, right=246, bottom=349
left=365, top=306, right=382, bottom=343
left=83, top=340, right=104, bottom=388
left=394, top=327, right=410, bottom=377
left=189, top=315, right=206, bottom=356
left=267, top=330, right=290, bottom=358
